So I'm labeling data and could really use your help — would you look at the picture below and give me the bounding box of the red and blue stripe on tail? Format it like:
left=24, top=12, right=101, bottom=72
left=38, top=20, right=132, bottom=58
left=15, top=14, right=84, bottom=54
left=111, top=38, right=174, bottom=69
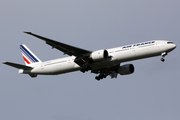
left=20, top=44, right=42, bottom=65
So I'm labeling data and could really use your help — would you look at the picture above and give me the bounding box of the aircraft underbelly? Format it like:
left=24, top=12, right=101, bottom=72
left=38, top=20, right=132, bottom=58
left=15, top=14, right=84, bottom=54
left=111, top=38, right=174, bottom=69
left=31, top=61, right=80, bottom=75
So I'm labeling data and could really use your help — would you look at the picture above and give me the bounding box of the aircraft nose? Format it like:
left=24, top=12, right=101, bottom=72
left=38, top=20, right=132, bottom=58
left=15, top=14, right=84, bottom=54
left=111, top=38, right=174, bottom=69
left=172, top=44, right=176, bottom=49
left=169, top=43, right=176, bottom=51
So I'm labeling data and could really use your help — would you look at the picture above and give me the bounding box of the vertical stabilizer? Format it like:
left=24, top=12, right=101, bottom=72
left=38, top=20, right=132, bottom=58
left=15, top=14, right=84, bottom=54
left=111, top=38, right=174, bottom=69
left=20, top=44, right=42, bottom=65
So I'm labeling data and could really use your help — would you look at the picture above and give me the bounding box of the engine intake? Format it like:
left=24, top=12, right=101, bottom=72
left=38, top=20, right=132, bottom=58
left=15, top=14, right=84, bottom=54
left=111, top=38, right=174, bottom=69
left=90, top=49, right=108, bottom=61
left=118, top=64, right=134, bottom=75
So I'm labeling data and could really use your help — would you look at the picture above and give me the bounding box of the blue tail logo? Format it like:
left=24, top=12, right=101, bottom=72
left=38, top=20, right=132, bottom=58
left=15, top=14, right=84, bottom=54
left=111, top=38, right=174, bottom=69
left=20, top=44, right=42, bottom=65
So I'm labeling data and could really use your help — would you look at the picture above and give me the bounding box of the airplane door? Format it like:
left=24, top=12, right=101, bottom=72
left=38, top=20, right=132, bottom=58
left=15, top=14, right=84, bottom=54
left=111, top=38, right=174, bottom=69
left=41, top=63, right=44, bottom=69
left=131, top=47, right=137, bottom=57
left=68, top=59, right=71, bottom=64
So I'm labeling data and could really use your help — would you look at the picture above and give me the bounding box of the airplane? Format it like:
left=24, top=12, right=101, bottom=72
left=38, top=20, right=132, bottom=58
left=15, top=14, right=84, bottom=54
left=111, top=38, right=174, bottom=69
left=3, top=32, right=176, bottom=80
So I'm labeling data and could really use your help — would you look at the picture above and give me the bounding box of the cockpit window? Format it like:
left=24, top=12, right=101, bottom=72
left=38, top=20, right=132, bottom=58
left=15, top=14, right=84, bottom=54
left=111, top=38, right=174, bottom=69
left=167, top=42, right=173, bottom=44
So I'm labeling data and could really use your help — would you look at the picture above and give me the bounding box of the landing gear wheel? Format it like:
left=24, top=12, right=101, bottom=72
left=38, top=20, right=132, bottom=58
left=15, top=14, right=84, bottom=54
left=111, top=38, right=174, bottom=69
left=161, top=52, right=167, bottom=62
left=80, top=66, right=91, bottom=73
left=100, top=75, right=104, bottom=79
left=80, top=69, right=85, bottom=73
left=103, top=74, right=107, bottom=78
left=95, top=73, right=107, bottom=81
left=161, top=58, right=165, bottom=62
left=95, top=76, right=100, bottom=81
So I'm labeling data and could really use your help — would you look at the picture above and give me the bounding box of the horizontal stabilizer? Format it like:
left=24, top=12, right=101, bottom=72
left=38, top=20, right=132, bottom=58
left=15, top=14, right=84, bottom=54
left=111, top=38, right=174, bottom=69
left=3, top=61, right=32, bottom=70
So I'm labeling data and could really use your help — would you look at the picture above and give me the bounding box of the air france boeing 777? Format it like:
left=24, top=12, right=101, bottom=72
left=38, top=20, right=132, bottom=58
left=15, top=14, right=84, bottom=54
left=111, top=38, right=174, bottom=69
left=3, top=32, right=176, bottom=80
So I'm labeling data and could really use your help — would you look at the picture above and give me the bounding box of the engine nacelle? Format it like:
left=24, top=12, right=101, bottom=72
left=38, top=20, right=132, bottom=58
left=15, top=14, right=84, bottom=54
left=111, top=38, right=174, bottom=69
left=118, top=64, right=134, bottom=75
left=90, top=49, right=108, bottom=61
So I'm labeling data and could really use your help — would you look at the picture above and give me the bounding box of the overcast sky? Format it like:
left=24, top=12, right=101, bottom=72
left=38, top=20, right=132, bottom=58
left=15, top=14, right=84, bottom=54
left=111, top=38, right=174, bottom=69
left=0, top=0, right=180, bottom=120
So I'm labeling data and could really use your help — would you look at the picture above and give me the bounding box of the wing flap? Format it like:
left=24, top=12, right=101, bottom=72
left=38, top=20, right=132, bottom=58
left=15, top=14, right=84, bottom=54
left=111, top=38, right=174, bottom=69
left=3, top=62, right=32, bottom=70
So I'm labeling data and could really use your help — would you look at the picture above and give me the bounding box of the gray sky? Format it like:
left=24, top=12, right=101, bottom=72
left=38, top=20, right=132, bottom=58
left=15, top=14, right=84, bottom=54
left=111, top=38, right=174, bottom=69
left=1, top=0, right=180, bottom=120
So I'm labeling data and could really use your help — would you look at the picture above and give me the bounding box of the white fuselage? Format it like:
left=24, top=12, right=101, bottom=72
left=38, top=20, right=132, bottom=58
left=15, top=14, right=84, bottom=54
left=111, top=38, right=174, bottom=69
left=20, top=40, right=176, bottom=75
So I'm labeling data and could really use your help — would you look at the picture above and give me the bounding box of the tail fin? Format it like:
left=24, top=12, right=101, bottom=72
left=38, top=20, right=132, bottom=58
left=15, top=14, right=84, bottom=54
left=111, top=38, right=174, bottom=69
left=20, top=44, right=42, bottom=65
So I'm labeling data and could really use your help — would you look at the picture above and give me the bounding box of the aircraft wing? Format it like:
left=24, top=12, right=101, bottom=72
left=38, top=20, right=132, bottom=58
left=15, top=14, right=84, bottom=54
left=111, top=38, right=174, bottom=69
left=24, top=32, right=91, bottom=57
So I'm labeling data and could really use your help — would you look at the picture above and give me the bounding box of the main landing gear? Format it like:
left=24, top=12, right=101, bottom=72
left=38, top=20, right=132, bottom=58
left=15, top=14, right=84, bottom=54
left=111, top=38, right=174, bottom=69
left=161, top=52, right=167, bottom=62
left=95, top=73, right=107, bottom=81
left=80, top=66, right=91, bottom=73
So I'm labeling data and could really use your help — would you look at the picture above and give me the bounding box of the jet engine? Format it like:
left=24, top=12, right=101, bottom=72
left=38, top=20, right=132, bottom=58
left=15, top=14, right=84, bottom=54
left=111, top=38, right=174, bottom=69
left=118, top=64, right=134, bottom=75
left=90, top=49, right=108, bottom=61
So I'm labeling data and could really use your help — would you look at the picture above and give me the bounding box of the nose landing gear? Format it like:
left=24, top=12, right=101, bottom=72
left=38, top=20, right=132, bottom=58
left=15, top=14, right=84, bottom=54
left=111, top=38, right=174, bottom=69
left=161, top=52, right=167, bottom=62
left=161, top=58, right=165, bottom=62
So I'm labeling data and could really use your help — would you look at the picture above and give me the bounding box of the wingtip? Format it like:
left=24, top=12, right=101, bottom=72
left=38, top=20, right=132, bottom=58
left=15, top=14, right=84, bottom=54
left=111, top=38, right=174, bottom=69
left=24, top=31, right=32, bottom=34
left=2, top=61, right=7, bottom=64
